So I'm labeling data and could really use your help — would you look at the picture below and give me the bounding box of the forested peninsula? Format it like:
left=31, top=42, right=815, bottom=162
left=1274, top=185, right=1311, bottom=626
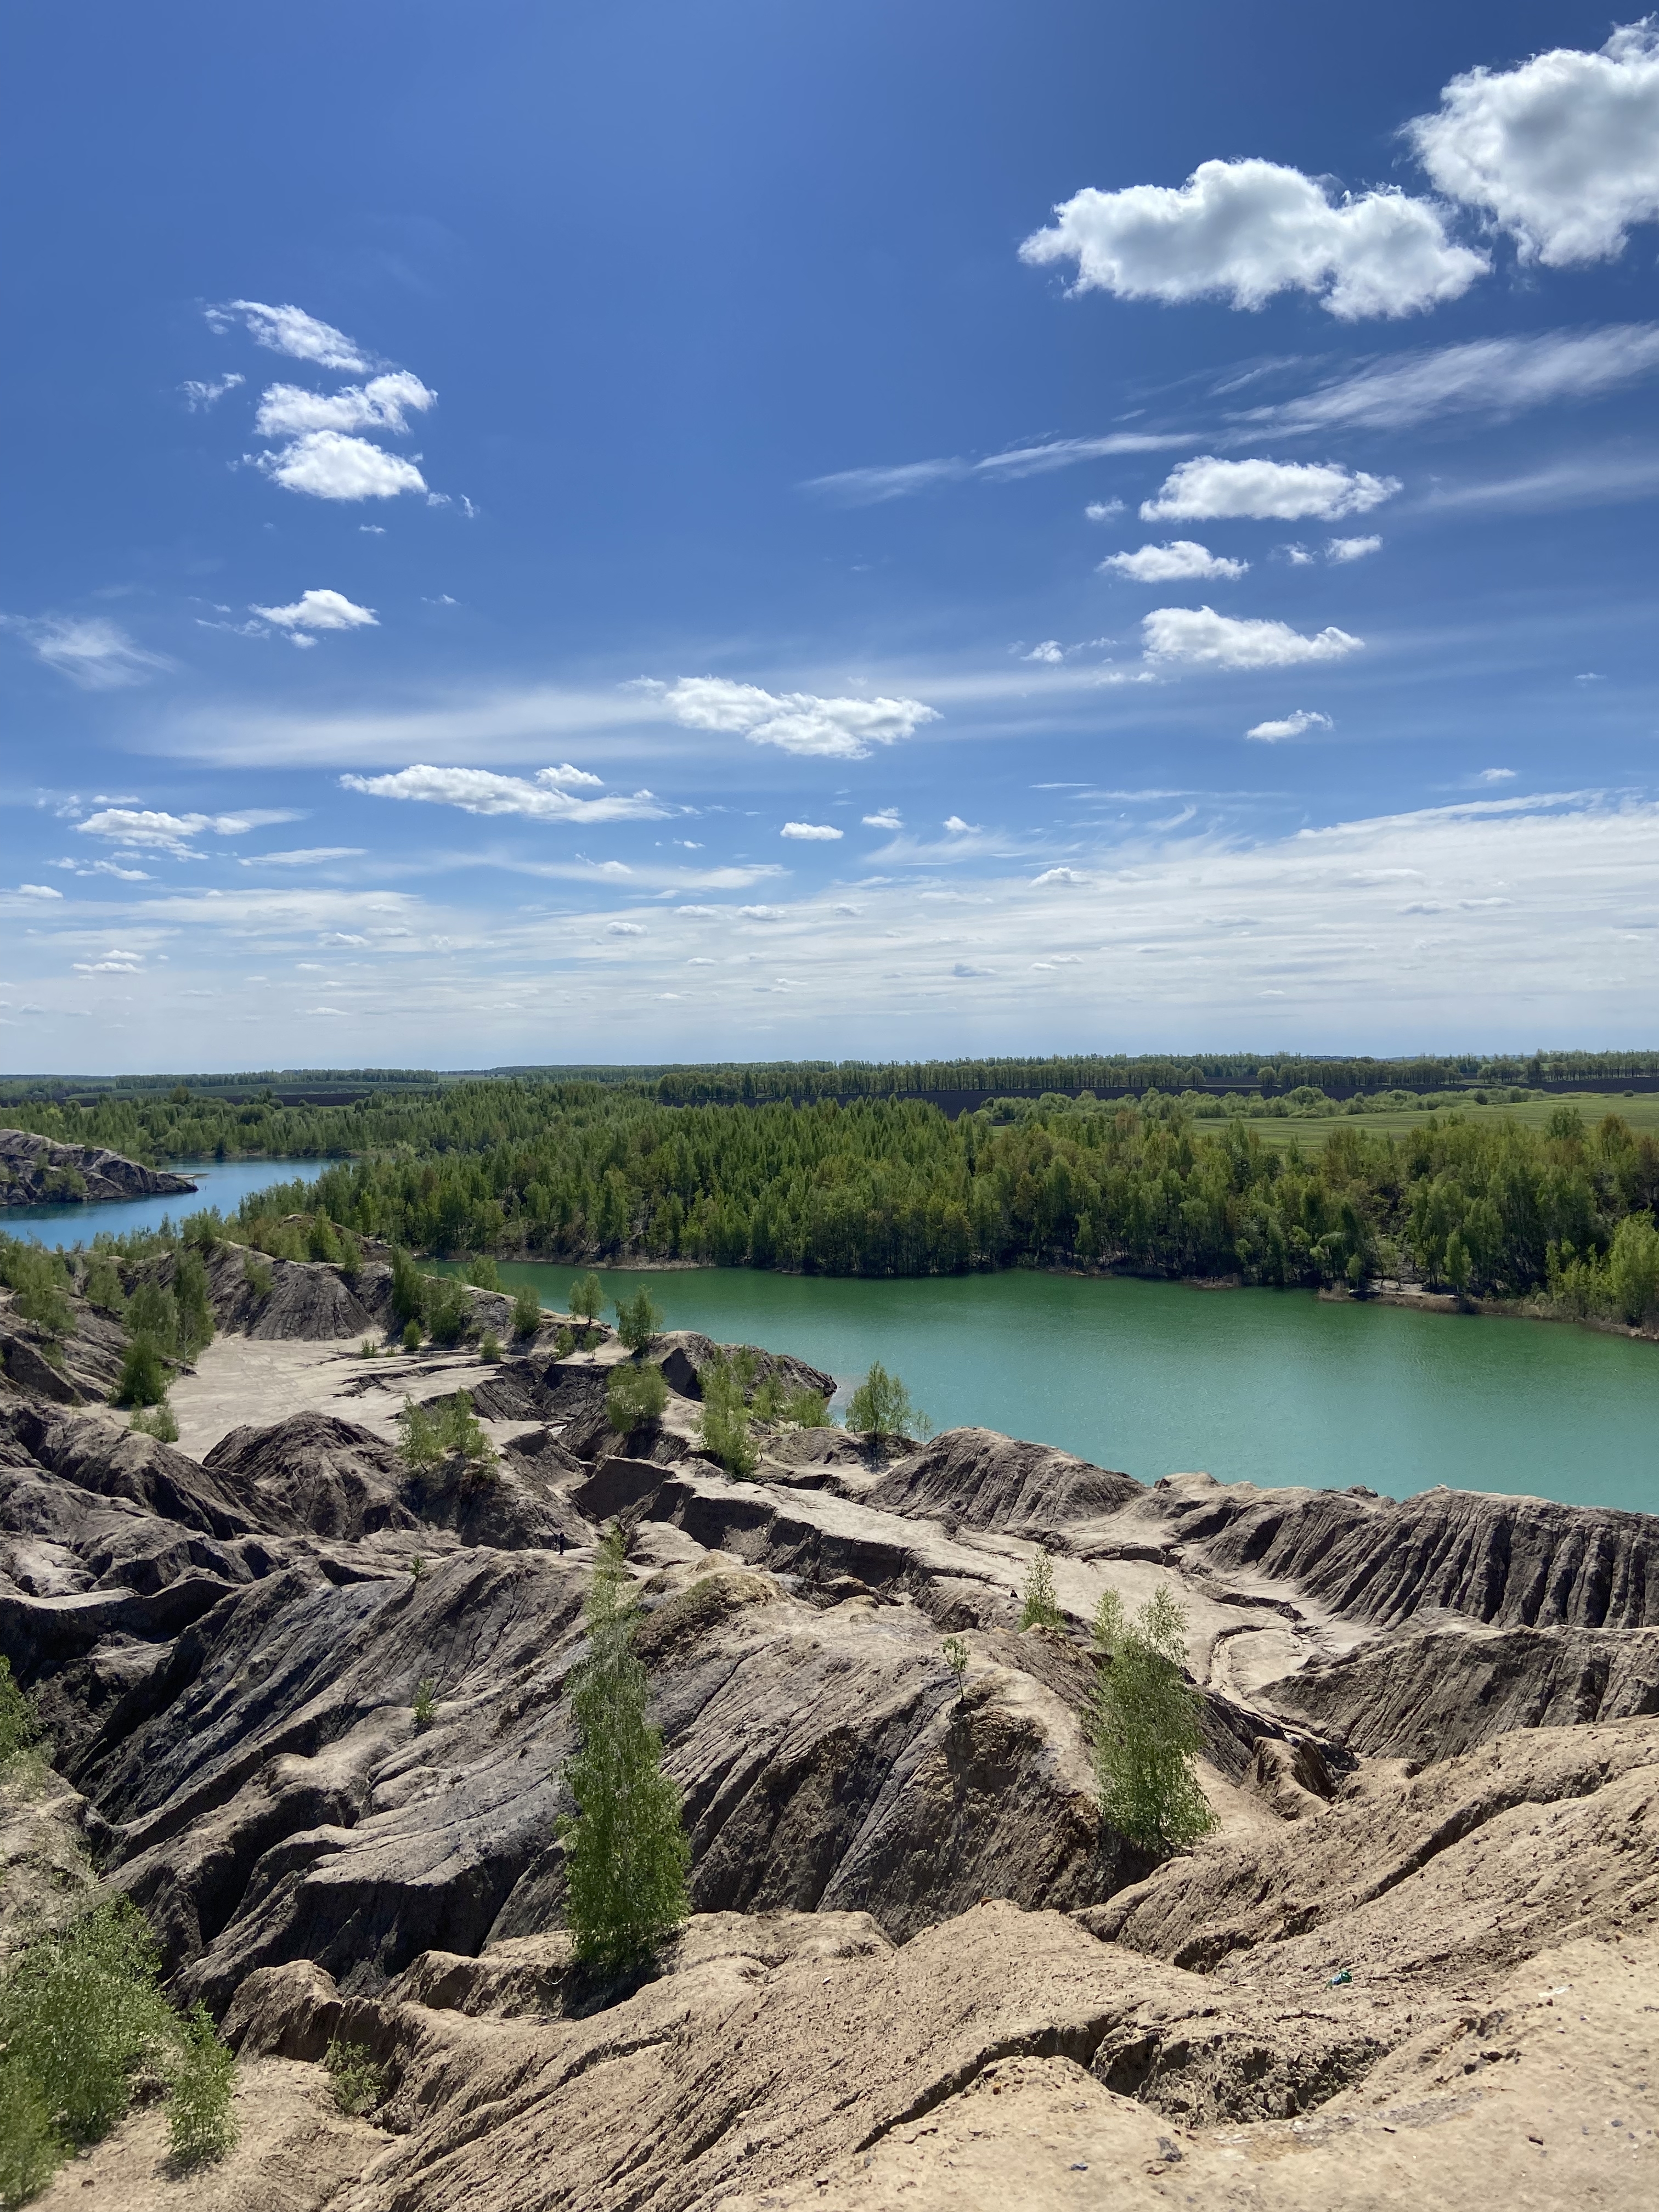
left=10, top=1072, right=1659, bottom=1328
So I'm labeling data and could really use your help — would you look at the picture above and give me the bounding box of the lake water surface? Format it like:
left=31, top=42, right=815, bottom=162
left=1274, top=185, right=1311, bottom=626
left=473, top=1260, right=1659, bottom=1517
left=12, top=1166, right=1655, bottom=1516
left=8, top=1158, right=325, bottom=1246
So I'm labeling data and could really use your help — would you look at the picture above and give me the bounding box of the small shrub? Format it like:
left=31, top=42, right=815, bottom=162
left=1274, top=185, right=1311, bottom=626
left=129, top=1403, right=180, bottom=1443
left=1019, top=1548, right=1064, bottom=1632
left=607, top=1361, right=668, bottom=1435
left=323, top=2036, right=387, bottom=2117
left=0, top=1658, right=38, bottom=1768
left=409, top=1553, right=428, bottom=1583
left=0, top=1899, right=175, bottom=2152
left=580, top=1327, right=601, bottom=1352
left=478, top=1330, right=502, bottom=1363
left=612, top=1285, right=664, bottom=1354
left=1089, top=1589, right=1217, bottom=1856
left=397, top=1397, right=444, bottom=1471
left=413, top=1678, right=438, bottom=1728
left=167, top=2001, right=238, bottom=2168
left=390, top=1248, right=426, bottom=1329
left=783, top=1386, right=829, bottom=1428
left=425, top=1277, right=471, bottom=1348
left=568, top=1272, right=605, bottom=1322
left=242, top=1254, right=274, bottom=1299
left=0, top=2059, right=57, bottom=2207
left=402, top=1318, right=422, bottom=1352
left=115, top=1335, right=169, bottom=1409
left=360, top=1337, right=377, bottom=1358
left=464, top=1256, right=500, bottom=1291
left=0, top=1244, right=74, bottom=1340
left=511, top=1284, right=543, bottom=1338
left=942, top=1634, right=969, bottom=1701
left=845, top=1362, right=930, bottom=1444
left=698, top=1353, right=757, bottom=1477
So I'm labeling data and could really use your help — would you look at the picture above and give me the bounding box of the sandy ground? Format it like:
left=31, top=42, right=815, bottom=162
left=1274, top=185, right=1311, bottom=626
left=166, top=1336, right=557, bottom=1458
left=34, top=2059, right=382, bottom=2212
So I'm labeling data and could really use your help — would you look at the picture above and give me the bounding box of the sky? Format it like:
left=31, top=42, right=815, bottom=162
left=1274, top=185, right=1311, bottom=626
left=5, top=1, right=1659, bottom=1073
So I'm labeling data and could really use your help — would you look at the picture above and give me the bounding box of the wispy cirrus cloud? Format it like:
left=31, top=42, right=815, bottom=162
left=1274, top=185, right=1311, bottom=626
left=803, top=431, right=1191, bottom=506
left=180, top=373, right=244, bottom=410
left=1245, top=325, right=1659, bottom=437
left=340, top=763, right=665, bottom=823
left=0, top=613, right=170, bottom=690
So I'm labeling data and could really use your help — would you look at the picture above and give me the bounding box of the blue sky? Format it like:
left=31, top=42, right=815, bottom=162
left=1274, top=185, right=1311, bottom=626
left=5, top=2, right=1659, bottom=1072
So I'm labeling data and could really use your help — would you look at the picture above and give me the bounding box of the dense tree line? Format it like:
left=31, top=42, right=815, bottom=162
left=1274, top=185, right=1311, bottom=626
left=210, top=1084, right=1659, bottom=1322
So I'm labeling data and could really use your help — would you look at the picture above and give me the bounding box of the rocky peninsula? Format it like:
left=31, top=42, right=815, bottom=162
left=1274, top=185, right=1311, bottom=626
left=0, top=1243, right=1653, bottom=2209
left=0, top=1128, right=198, bottom=1208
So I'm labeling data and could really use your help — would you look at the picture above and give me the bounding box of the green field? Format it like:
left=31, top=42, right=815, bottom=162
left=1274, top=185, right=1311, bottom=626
left=1243, top=1092, right=1659, bottom=1153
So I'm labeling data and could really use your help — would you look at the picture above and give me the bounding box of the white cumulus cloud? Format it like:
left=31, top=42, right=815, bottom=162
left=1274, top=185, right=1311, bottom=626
left=1102, top=540, right=1248, bottom=582
left=15, top=884, right=63, bottom=900
left=1408, top=25, right=1659, bottom=268
left=1019, top=158, right=1485, bottom=319
left=863, top=809, right=902, bottom=830
left=254, top=431, right=427, bottom=501
left=1085, top=499, right=1125, bottom=521
left=1326, top=534, right=1381, bottom=563
left=1245, top=709, right=1335, bottom=742
left=781, top=822, right=843, bottom=840
left=654, top=676, right=939, bottom=760
left=74, top=807, right=296, bottom=855
left=206, top=301, right=371, bottom=371
left=339, top=765, right=663, bottom=823
left=1023, top=640, right=1066, bottom=662
left=1144, top=608, right=1362, bottom=670
left=249, top=588, right=379, bottom=645
left=607, top=921, right=646, bottom=935
left=1142, top=456, right=1399, bottom=522
left=253, top=372, right=436, bottom=439
left=180, top=374, right=244, bottom=410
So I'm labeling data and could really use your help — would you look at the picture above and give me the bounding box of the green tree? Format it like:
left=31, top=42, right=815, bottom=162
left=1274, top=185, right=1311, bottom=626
left=0, top=1658, right=38, bottom=1768
left=1019, top=1548, right=1064, bottom=1631
left=559, top=1526, right=690, bottom=1972
left=845, top=1361, right=930, bottom=1444
left=697, top=1352, right=757, bottom=1477
left=1607, top=1211, right=1659, bottom=1325
left=166, top=2002, right=238, bottom=2167
left=608, top=1361, right=668, bottom=1436
left=511, top=1283, right=544, bottom=1338
left=425, top=1274, right=471, bottom=1346
left=126, top=1279, right=178, bottom=1357
left=116, top=1335, right=168, bottom=1408
left=1, top=1244, right=74, bottom=1338
left=173, top=1246, right=215, bottom=1358
left=613, top=1285, right=663, bottom=1352
left=1443, top=1227, right=1471, bottom=1299
left=569, top=1272, right=605, bottom=1322
left=942, top=1634, right=969, bottom=1702
left=1089, top=1589, right=1216, bottom=1855
left=464, top=1255, right=500, bottom=1291
left=83, top=1252, right=126, bottom=1316
left=390, top=1247, right=426, bottom=1330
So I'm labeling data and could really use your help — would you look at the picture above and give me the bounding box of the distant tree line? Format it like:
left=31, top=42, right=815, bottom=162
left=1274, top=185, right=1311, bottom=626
left=197, top=1083, right=1659, bottom=1324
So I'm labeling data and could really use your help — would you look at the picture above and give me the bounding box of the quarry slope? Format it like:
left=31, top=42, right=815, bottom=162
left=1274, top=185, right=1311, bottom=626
left=0, top=1244, right=1654, bottom=2210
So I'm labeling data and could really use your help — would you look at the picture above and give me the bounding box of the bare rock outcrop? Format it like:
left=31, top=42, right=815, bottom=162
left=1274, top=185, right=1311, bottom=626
left=868, top=1426, right=1139, bottom=1538
left=0, top=1127, right=196, bottom=1206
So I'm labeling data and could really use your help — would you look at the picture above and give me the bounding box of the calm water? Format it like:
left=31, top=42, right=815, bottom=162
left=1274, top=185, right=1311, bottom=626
left=461, top=1261, right=1659, bottom=1516
left=8, top=1158, right=325, bottom=1246
left=12, top=1163, right=1655, bottom=1514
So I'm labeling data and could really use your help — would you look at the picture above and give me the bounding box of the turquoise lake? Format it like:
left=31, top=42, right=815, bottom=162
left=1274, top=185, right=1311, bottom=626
left=12, top=1161, right=1655, bottom=1516
left=471, top=1260, right=1659, bottom=1517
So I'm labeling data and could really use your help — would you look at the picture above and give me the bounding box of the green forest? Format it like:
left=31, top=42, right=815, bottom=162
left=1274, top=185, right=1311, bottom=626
left=9, top=1073, right=1659, bottom=1324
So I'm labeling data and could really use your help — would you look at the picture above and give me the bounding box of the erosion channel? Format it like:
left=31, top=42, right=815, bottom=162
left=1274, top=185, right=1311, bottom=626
left=0, top=1237, right=1655, bottom=2210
